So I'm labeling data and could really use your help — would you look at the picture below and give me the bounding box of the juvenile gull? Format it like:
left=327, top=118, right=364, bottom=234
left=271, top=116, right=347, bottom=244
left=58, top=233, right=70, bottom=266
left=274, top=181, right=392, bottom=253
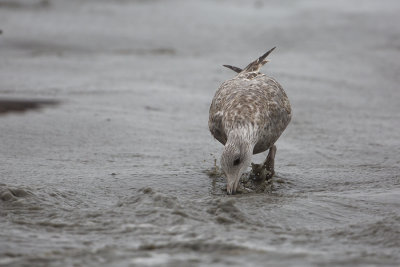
left=209, top=47, right=291, bottom=194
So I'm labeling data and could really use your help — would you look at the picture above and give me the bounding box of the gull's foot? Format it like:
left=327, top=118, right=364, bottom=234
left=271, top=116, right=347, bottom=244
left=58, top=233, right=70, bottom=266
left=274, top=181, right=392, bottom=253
left=250, top=163, right=274, bottom=182
left=265, top=169, right=274, bottom=180
left=250, top=163, right=268, bottom=182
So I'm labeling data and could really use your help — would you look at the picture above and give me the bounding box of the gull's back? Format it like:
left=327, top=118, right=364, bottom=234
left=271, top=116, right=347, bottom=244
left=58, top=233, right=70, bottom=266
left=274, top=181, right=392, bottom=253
left=209, top=49, right=291, bottom=154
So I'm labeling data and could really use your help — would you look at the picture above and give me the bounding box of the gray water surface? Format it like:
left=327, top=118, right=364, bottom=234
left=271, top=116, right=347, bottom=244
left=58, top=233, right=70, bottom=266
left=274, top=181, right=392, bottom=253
left=1, top=0, right=399, bottom=266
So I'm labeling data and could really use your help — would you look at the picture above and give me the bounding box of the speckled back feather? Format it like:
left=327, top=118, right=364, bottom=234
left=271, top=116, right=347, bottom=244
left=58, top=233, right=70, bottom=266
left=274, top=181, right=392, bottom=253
left=209, top=48, right=291, bottom=154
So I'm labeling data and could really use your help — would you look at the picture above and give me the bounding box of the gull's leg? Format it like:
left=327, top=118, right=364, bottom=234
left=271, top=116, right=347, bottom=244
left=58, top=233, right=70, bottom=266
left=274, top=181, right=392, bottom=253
left=263, top=145, right=277, bottom=179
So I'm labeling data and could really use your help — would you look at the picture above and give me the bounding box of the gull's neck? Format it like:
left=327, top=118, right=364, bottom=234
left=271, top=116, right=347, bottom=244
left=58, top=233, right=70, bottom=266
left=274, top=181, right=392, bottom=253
left=226, top=125, right=258, bottom=153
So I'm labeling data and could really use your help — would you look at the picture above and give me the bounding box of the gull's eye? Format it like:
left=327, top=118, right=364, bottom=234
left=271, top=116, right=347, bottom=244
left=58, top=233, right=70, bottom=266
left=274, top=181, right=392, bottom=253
left=233, top=158, right=240, bottom=166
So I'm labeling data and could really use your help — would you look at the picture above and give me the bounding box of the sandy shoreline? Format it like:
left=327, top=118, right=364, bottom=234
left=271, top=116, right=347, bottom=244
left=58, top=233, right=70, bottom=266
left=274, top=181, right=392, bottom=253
left=1, top=0, right=399, bottom=266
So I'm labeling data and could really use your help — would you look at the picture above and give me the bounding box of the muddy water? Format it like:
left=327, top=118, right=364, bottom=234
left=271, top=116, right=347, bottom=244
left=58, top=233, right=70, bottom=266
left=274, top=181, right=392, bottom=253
left=1, top=0, right=399, bottom=266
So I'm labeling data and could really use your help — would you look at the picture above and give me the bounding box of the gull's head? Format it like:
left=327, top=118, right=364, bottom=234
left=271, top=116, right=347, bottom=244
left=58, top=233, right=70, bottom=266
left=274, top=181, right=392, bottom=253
left=220, top=139, right=252, bottom=195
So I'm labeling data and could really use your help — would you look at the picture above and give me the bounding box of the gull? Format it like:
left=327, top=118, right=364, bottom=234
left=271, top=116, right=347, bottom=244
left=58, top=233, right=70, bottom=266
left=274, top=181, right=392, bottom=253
left=209, top=47, right=291, bottom=194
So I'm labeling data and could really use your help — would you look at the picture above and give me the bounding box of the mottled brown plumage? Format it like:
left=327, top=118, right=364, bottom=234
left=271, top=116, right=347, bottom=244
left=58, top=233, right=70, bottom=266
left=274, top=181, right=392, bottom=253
left=209, top=47, right=291, bottom=194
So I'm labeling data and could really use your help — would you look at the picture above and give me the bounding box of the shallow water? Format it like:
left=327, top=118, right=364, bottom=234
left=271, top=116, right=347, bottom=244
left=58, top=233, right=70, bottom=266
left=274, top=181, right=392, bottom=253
left=1, top=0, right=400, bottom=266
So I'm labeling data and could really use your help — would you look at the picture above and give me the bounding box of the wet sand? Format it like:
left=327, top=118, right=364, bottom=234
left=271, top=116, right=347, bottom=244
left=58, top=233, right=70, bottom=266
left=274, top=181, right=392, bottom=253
left=1, top=0, right=400, bottom=266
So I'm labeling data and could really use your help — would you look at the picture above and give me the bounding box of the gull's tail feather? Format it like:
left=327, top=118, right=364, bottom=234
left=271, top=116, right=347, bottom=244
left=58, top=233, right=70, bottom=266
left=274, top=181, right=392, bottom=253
left=222, top=65, right=243, bottom=73
left=243, top=46, right=276, bottom=73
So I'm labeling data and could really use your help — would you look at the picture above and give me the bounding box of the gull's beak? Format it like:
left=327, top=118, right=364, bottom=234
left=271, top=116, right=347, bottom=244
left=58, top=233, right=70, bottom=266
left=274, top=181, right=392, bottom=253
left=226, top=175, right=240, bottom=195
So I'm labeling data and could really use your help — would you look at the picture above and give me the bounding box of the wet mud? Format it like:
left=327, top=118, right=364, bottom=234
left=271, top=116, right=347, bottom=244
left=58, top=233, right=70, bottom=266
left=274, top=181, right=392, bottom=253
left=1, top=0, right=400, bottom=266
